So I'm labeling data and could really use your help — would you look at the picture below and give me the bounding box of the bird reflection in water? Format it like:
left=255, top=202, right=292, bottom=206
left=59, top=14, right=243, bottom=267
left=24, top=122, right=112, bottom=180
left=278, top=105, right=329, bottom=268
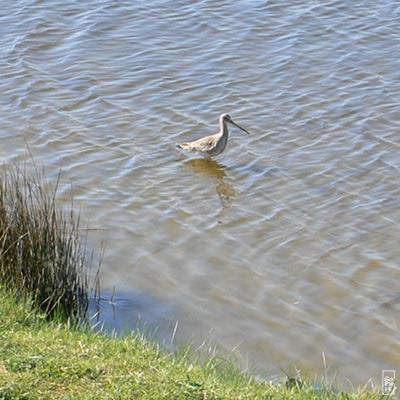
left=184, top=158, right=235, bottom=208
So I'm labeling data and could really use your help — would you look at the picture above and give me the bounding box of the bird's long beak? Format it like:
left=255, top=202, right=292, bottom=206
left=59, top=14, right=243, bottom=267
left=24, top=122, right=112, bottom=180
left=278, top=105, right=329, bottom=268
left=229, top=119, right=250, bottom=135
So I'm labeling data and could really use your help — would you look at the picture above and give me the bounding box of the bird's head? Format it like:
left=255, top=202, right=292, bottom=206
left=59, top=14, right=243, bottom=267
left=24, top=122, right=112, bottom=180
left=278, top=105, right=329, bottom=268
left=220, top=113, right=250, bottom=135
left=221, top=113, right=233, bottom=122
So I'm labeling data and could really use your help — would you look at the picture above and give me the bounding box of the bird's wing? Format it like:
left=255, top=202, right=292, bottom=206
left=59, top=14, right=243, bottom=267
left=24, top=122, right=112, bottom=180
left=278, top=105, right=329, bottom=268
left=185, top=134, right=219, bottom=152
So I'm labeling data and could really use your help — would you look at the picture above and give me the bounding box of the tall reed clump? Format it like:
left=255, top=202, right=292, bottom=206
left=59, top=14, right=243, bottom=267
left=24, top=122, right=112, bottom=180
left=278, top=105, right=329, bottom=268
left=0, top=164, right=90, bottom=322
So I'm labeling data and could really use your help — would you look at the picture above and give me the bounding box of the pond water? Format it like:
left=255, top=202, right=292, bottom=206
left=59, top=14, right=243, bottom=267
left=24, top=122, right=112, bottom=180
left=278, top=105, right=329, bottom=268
left=1, top=0, right=399, bottom=387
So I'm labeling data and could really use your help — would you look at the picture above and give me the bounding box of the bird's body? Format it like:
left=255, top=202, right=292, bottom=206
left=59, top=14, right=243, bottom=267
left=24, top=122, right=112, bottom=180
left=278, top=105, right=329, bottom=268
left=177, top=113, right=249, bottom=156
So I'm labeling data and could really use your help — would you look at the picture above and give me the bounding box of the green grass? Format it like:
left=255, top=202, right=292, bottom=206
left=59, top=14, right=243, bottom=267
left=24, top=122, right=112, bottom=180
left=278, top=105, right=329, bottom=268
left=0, top=288, right=380, bottom=400
left=0, top=163, right=90, bottom=321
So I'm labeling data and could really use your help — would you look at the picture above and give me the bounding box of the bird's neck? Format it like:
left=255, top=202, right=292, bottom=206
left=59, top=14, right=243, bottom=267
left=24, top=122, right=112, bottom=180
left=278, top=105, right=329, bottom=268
left=220, top=119, right=229, bottom=137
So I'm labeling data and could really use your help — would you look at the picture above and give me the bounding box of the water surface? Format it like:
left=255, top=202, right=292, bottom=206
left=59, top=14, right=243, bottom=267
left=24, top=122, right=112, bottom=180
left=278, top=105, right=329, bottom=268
left=1, top=0, right=400, bottom=387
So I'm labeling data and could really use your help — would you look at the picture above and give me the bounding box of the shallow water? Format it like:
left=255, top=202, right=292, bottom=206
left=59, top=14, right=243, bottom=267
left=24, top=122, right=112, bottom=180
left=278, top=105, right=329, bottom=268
left=1, top=0, right=399, bottom=387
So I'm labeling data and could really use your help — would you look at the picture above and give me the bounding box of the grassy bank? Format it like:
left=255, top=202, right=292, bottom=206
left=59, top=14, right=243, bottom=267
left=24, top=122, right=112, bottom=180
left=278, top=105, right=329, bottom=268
left=0, top=289, right=380, bottom=400
left=0, top=165, right=380, bottom=399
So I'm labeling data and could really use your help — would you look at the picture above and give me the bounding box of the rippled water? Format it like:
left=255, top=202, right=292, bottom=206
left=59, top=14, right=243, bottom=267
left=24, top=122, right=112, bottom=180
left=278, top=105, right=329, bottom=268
left=1, top=0, right=399, bottom=387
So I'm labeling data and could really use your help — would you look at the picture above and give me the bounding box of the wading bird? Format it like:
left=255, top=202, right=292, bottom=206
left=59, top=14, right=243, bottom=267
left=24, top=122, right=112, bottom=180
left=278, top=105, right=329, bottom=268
left=177, top=113, right=250, bottom=156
